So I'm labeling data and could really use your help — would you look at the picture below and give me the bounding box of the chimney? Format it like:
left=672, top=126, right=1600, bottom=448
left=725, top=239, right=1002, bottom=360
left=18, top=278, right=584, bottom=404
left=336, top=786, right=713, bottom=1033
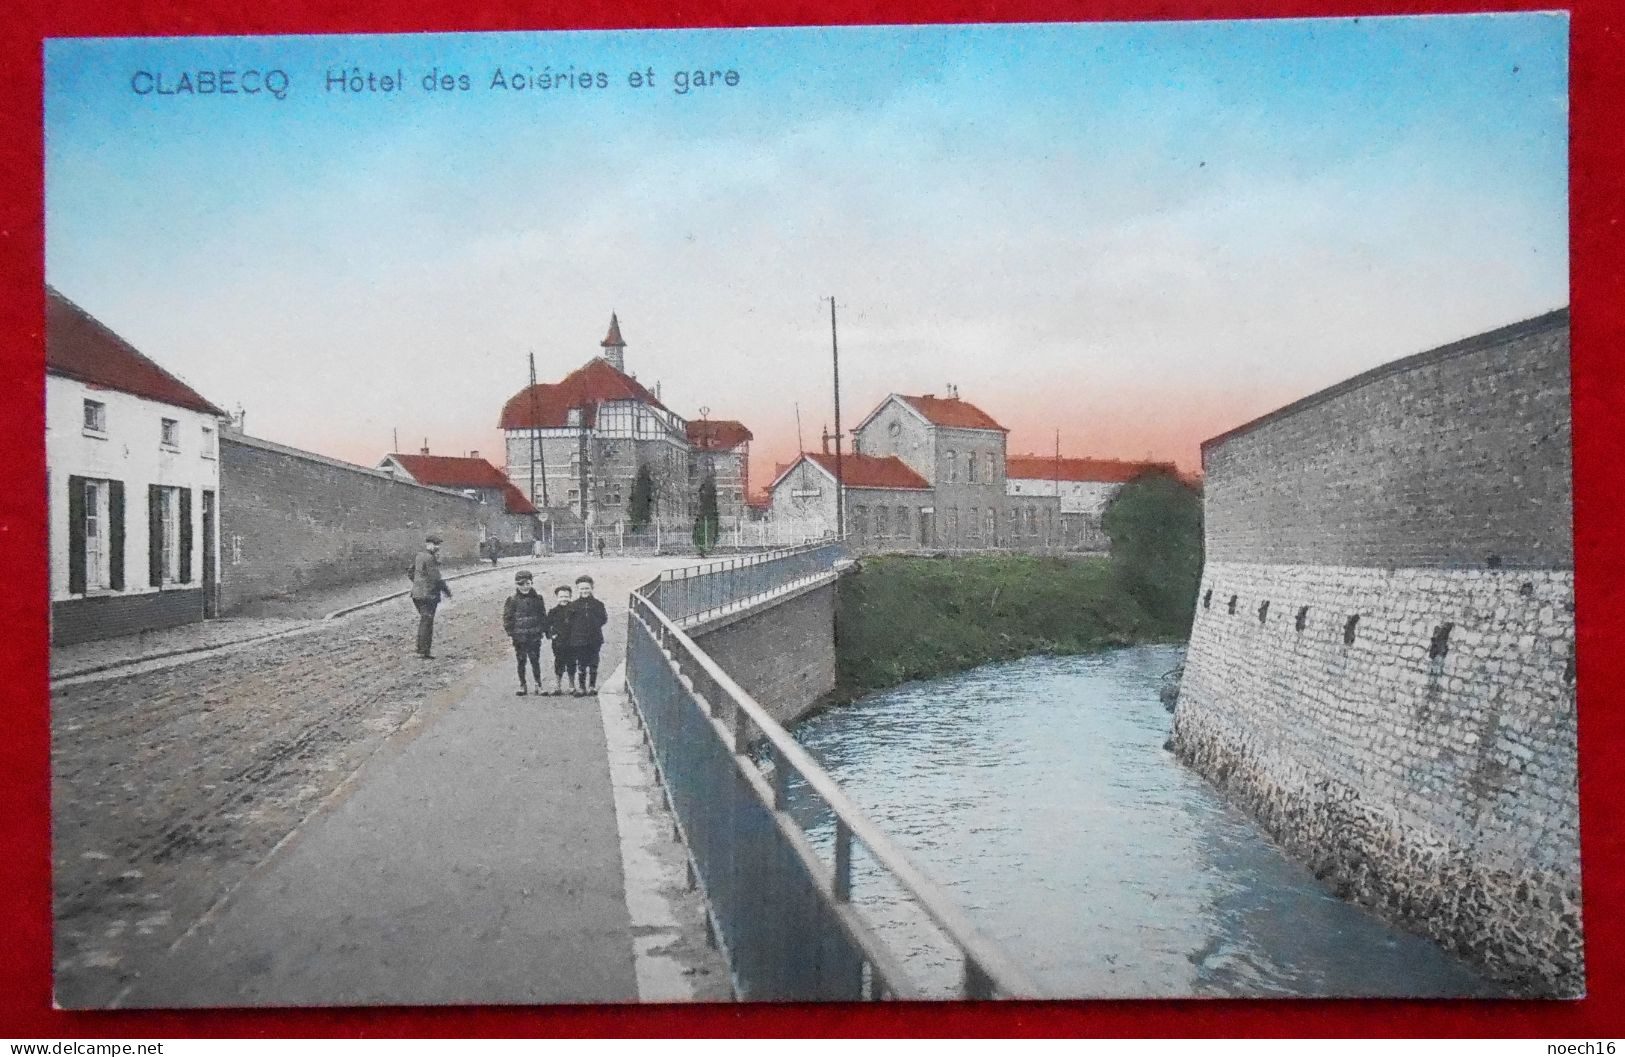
left=821, top=426, right=830, bottom=455
left=470, top=450, right=480, bottom=459
left=420, top=440, right=430, bottom=456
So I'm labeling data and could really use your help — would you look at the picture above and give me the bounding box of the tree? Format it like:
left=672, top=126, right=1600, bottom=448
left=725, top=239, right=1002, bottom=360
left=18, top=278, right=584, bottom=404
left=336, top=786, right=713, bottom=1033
left=693, top=472, right=721, bottom=556
left=628, top=463, right=656, bottom=532
left=1101, top=471, right=1204, bottom=633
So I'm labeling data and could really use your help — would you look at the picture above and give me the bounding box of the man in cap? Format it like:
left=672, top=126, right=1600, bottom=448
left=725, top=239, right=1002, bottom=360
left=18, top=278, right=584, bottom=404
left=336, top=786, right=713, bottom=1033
left=408, top=534, right=452, bottom=658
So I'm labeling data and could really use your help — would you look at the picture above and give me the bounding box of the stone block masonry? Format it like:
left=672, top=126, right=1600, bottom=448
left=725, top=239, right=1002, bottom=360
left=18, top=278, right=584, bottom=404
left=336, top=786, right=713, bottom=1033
left=219, top=432, right=484, bottom=614
left=690, top=578, right=838, bottom=727
left=1172, top=310, right=1579, bottom=996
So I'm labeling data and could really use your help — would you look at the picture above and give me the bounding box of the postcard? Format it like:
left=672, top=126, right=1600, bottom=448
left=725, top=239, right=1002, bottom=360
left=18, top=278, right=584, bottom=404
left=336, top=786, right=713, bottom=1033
left=43, top=13, right=1575, bottom=1008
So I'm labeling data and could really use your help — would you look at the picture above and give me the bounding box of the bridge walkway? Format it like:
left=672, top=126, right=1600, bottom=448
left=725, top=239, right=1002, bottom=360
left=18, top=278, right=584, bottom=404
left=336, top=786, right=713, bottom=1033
left=116, top=557, right=725, bottom=1008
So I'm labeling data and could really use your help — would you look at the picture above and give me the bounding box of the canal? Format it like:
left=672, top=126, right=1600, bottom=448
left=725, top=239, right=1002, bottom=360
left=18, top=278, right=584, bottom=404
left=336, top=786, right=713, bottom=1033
left=784, top=645, right=1501, bottom=999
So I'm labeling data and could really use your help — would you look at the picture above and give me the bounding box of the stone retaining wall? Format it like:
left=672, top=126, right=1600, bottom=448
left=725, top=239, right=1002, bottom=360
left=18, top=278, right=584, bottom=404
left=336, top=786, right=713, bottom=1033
left=1172, top=310, right=1580, bottom=996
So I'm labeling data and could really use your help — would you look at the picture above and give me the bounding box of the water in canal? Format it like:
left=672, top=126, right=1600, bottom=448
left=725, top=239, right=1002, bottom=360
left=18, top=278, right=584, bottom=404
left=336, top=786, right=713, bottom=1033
left=784, top=645, right=1501, bottom=999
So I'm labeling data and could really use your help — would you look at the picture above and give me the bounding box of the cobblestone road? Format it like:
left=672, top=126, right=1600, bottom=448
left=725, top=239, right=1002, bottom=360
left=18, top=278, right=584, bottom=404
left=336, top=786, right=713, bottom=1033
left=51, top=556, right=696, bottom=1008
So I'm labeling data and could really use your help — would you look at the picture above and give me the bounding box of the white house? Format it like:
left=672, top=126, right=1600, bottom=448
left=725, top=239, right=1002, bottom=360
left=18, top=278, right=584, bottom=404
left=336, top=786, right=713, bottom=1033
left=47, top=287, right=227, bottom=645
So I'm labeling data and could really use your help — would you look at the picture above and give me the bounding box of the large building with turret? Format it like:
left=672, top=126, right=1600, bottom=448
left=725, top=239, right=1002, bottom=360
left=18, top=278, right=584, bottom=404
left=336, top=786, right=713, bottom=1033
left=498, top=315, right=752, bottom=535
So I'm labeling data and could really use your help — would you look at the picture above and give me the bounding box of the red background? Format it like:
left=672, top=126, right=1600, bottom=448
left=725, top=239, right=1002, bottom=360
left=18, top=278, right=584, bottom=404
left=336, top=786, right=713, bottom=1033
left=2, top=0, right=1619, bottom=1039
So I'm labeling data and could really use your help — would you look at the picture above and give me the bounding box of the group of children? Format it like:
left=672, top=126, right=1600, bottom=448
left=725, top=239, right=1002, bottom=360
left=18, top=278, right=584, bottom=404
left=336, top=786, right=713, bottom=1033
left=501, top=572, right=609, bottom=697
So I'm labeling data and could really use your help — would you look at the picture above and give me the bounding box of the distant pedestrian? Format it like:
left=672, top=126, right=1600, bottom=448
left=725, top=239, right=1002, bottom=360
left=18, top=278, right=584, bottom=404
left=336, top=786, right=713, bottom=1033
left=569, top=574, right=609, bottom=696
left=482, top=537, right=499, bottom=566
left=544, top=584, right=576, bottom=696
left=408, top=534, right=452, bottom=659
left=502, top=570, right=547, bottom=696
left=596, top=536, right=606, bottom=560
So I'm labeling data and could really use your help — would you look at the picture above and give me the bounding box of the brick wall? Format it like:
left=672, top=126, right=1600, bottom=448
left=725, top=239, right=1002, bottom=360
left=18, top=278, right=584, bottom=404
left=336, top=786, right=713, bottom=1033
left=219, top=433, right=483, bottom=613
left=52, top=588, right=204, bottom=645
left=1202, top=310, right=1571, bottom=569
left=1173, top=311, right=1579, bottom=996
left=691, top=579, right=838, bottom=726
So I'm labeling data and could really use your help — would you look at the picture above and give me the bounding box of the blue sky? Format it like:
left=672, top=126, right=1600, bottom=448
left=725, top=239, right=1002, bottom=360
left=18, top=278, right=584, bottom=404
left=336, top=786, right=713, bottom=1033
left=44, top=15, right=1569, bottom=476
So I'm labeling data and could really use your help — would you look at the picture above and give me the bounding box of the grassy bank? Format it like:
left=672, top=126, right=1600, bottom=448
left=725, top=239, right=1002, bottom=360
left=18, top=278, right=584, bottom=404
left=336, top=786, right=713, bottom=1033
left=833, top=554, right=1186, bottom=704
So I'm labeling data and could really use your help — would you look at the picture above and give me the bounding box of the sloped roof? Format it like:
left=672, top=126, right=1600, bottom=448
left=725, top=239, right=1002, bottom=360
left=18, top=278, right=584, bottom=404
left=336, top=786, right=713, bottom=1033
left=796, top=452, right=931, bottom=491
left=500, top=482, right=539, bottom=516
left=388, top=453, right=510, bottom=489
left=45, top=286, right=225, bottom=416
left=1006, top=455, right=1177, bottom=484
left=499, top=357, right=667, bottom=430
left=601, top=312, right=625, bottom=348
left=388, top=453, right=538, bottom=515
left=898, top=393, right=1007, bottom=432
left=687, top=419, right=753, bottom=451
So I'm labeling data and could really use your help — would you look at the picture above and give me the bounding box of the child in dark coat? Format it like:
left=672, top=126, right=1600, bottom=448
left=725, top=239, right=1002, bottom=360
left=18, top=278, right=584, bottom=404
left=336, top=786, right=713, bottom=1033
left=569, top=574, right=609, bottom=695
left=501, top=570, right=548, bottom=695
left=544, top=585, right=576, bottom=696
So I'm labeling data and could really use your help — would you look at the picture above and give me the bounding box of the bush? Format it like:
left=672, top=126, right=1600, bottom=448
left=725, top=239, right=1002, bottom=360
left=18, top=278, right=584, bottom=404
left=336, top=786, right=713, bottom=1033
left=1101, top=471, right=1204, bottom=634
left=692, top=473, right=721, bottom=556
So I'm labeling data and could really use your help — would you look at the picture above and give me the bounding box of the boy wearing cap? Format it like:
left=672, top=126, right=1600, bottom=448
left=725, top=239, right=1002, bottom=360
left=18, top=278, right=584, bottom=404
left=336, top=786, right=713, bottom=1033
left=408, top=534, right=452, bottom=659
left=502, top=570, right=548, bottom=696
left=568, top=575, right=609, bottom=696
left=543, top=584, right=576, bottom=696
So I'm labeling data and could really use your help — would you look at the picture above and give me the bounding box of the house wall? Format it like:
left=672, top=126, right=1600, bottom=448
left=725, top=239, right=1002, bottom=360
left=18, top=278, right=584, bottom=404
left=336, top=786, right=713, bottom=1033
left=929, top=426, right=1007, bottom=547
left=47, top=374, right=221, bottom=643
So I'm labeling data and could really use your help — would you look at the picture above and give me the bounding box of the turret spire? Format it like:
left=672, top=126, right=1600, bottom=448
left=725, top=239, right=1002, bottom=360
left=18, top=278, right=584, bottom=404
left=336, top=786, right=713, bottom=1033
left=600, top=312, right=626, bottom=371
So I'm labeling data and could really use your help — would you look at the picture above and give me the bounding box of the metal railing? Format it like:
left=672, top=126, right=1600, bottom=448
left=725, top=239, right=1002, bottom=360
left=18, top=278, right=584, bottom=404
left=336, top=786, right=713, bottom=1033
left=623, top=545, right=1038, bottom=1001
left=647, top=539, right=849, bottom=625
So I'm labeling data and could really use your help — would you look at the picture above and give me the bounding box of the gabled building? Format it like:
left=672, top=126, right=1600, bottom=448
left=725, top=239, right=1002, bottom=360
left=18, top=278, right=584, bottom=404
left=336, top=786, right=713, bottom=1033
left=686, top=418, right=753, bottom=526
left=1005, top=455, right=1178, bottom=549
left=46, top=286, right=227, bottom=644
left=498, top=315, right=755, bottom=535
left=499, top=320, right=690, bottom=530
left=767, top=450, right=933, bottom=545
left=850, top=390, right=1009, bottom=547
left=379, top=450, right=539, bottom=553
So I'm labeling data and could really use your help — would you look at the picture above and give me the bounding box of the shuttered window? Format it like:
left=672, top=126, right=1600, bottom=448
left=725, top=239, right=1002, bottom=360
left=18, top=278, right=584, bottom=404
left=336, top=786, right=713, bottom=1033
left=69, top=476, right=123, bottom=593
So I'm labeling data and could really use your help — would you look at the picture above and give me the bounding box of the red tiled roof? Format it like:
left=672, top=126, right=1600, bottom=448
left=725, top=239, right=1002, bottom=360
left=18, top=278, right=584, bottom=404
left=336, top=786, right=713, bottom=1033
left=389, top=453, right=538, bottom=515
left=45, top=287, right=225, bottom=416
left=1006, top=455, right=1178, bottom=484
left=686, top=419, right=753, bottom=451
left=899, top=394, right=1006, bottom=432
left=499, top=358, right=666, bottom=430
left=500, top=482, right=539, bottom=516
left=803, top=452, right=930, bottom=491
left=601, top=312, right=625, bottom=348
left=389, top=453, right=510, bottom=489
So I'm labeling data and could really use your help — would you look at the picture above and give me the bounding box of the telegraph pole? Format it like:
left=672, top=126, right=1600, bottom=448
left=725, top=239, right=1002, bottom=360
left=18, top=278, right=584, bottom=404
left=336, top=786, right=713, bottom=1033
left=829, top=296, right=844, bottom=536
left=528, top=352, right=549, bottom=509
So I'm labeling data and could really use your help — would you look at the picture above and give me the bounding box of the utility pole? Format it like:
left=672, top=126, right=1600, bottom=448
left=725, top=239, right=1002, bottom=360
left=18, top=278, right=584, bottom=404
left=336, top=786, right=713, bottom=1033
left=392, top=427, right=398, bottom=453
left=795, top=402, right=805, bottom=453
left=829, top=296, right=844, bottom=537
left=1053, top=428, right=1061, bottom=549
left=528, top=351, right=549, bottom=509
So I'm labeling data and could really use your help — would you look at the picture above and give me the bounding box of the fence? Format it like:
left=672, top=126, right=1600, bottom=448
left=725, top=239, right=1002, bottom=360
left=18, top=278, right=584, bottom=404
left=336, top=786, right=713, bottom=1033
left=623, top=543, right=1038, bottom=1001
left=645, top=539, right=848, bottom=624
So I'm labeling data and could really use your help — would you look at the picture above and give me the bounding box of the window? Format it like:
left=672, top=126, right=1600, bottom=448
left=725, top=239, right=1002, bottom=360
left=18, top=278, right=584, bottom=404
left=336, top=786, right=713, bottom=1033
left=945, top=450, right=958, bottom=483
left=897, top=506, right=908, bottom=538
left=967, top=453, right=979, bottom=483
left=160, top=418, right=180, bottom=449
left=852, top=506, right=868, bottom=537
left=83, top=480, right=109, bottom=588
left=1009, top=507, right=1020, bottom=536
left=875, top=505, right=890, bottom=537
left=985, top=508, right=996, bottom=542
left=986, top=453, right=997, bottom=482
left=946, top=507, right=959, bottom=542
left=968, top=507, right=979, bottom=538
left=83, top=399, right=107, bottom=434
left=200, top=425, right=216, bottom=459
left=147, top=485, right=190, bottom=586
